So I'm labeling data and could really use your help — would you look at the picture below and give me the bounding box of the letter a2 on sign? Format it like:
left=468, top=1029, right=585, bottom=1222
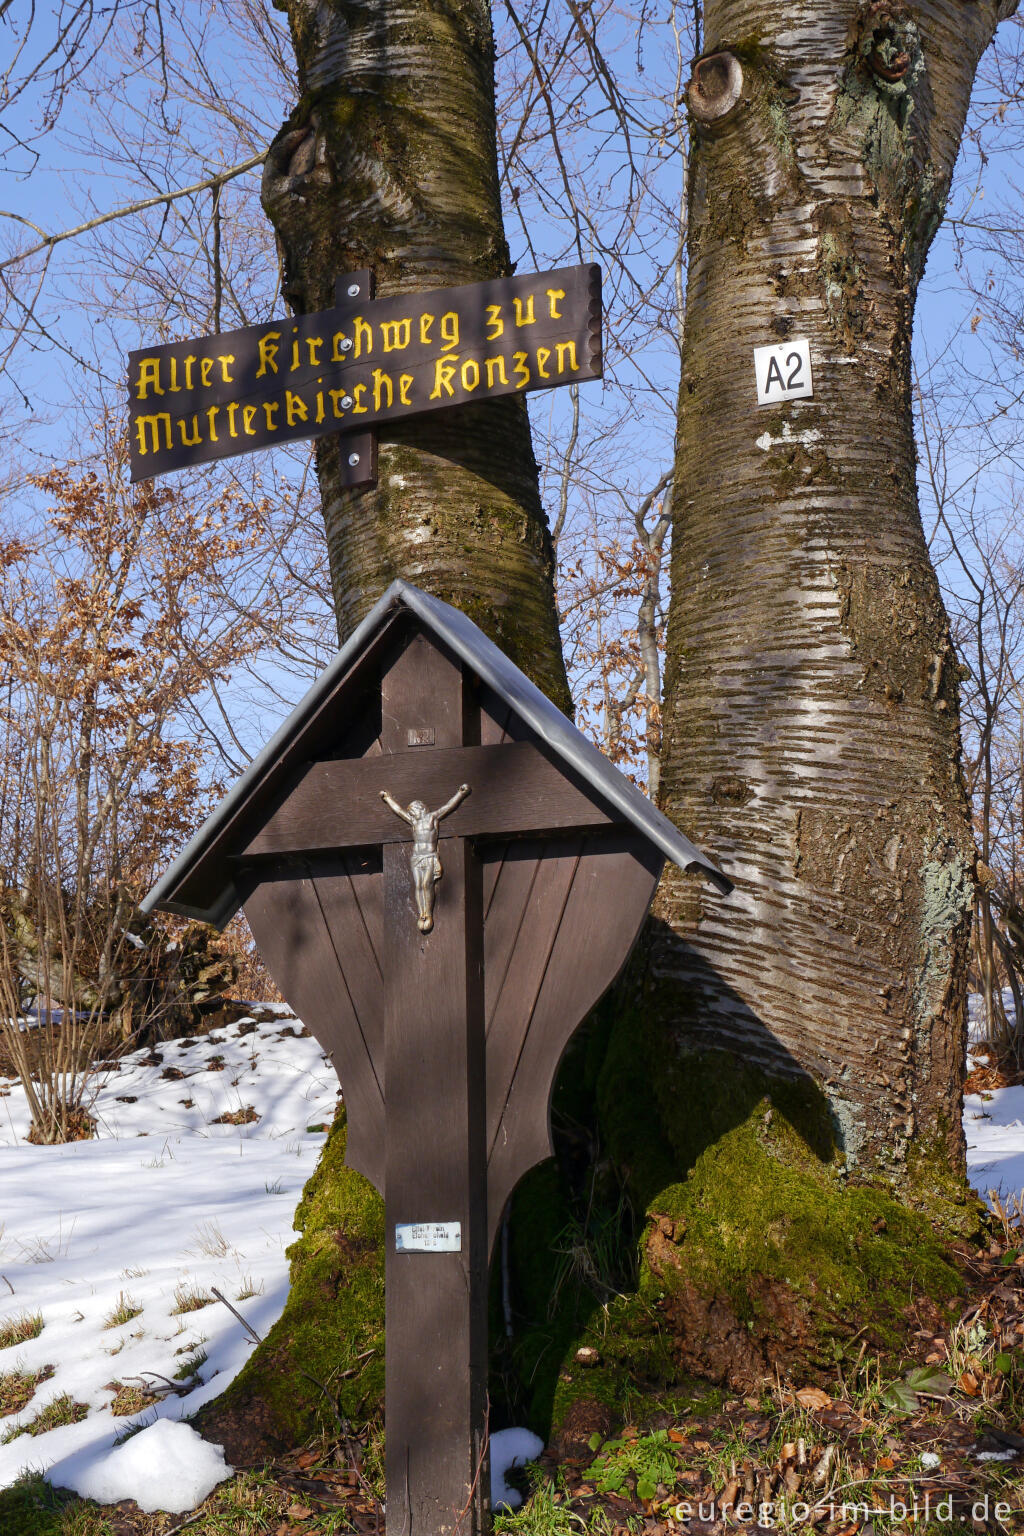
left=753, top=338, right=813, bottom=406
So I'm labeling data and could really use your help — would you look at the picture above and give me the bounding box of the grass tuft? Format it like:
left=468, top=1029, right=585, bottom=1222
left=0, top=1364, right=54, bottom=1417
left=101, top=1292, right=141, bottom=1330
left=0, top=1311, right=43, bottom=1350
left=105, top=1380, right=158, bottom=1417
left=172, top=1282, right=215, bottom=1315
left=1, top=1392, right=89, bottom=1442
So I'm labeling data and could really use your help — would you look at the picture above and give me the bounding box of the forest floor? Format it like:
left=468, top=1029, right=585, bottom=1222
left=0, top=1011, right=1021, bottom=1535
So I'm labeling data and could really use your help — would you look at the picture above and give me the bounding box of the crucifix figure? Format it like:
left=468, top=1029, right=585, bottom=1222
left=380, top=783, right=471, bottom=932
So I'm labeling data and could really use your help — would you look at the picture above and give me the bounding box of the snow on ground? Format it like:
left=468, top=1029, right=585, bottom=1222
left=965, top=1052, right=1024, bottom=1207
left=0, top=1013, right=336, bottom=1504
left=0, top=1005, right=1022, bottom=1514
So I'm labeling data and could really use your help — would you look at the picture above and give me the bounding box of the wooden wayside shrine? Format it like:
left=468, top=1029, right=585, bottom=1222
left=142, top=582, right=731, bottom=1536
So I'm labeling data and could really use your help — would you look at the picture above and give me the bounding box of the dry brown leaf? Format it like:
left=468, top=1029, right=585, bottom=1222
left=795, top=1387, right=832, bottom=1411
left=958, top=1370, right=980, bottom=1396
left=286, top=1505, right=313, bottom=1521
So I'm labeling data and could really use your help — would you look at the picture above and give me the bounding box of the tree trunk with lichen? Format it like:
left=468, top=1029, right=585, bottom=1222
left=599, top=0, right=1019, bottom=1394
left=259, top=0, right=569, bottom=708
left=196, top=0, right=569, bottom=1464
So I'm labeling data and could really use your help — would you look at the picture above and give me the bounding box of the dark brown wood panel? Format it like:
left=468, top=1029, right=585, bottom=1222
left=483, top=841, right=584, bottom=1245
left=309, top=854, right=385, bottom=1097
left=480, top=840, right=542, bottom=1011
left=485, top=836, right=663, bottom=1249
left=242, top=866, right=385, bottom=1193
left=239, top=740, right=615, bottom=858
left=381, top=643, right=489, bottom=1536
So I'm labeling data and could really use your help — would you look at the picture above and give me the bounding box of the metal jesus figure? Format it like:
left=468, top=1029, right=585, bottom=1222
left=380, top=783, right=471, bottom=932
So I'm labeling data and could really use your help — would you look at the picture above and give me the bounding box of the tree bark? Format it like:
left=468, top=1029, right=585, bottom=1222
left=657, top=0, right=1017, bottom=1190
left=261, top=0, right=570, bottom=710
left=199, top=0, right=570, bottom=1463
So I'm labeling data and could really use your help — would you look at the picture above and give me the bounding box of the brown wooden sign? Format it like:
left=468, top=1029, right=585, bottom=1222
left=142, top=584, right=729, bottom=1536
left=128, top=264, right=601, bottom=482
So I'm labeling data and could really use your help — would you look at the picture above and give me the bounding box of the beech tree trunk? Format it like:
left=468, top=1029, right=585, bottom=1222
left=198, top=0, right=571, bottom=1464
left=658, top=0, right=1016, bottom=1192
left=261, top=0, right=569, bottom=710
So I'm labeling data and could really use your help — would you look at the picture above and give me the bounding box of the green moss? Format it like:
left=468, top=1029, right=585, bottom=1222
left=642, top=1098, right=960, bottom=1336
left=195, top=1105, right=385, bottom=1449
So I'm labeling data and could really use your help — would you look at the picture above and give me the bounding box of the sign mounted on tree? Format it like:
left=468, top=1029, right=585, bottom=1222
left=127, top=264, right=602, bottom=484
left=141, top=581, right=730, bottom=1536
left=754, top=337, right=813, bottom=405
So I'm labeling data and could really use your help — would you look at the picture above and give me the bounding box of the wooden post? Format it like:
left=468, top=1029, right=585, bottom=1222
left=382, top=634, right=489, bottom=1536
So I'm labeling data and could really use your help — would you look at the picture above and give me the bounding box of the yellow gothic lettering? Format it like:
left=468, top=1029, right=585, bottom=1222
left=381, top=319, right=411, bottom=353
left=315, top=389, right=325, bottom=424
left=536, top=347, right=551, bottom=379
left=330, top=331, right=350, bottom=362
left=556, top=341, right=579, bottom=372
left=485, top=304, right=503, bottom=341
left=217, top=354, right=235, bottom=383
left=354, top=317, right=373, bottom=359
left=135, top=359, right=163, bottom=400
left=286, top=390, right=309, bottom=426
left=307, top=337, right=323, bottom=367
left=178, top=416, right=202, bottom=447
left=485, top=356, right=509, bottom=387
left=512, top=351, right=530, bottom=389
left=290, top=335, right=302, bottom=372
left=263, top=401, right=279, bottom=430
left=226, top=403, right=239, bottom=438
left=256, top=331, right=282, bottom=378
left=168, top=358, right=182, bottom=393
left=352, top=384, right=368, bottom=413
left=440, top=312, right=459, bottom=351
left=546, top=288, right=565, bottom=319
left=329, top=389, right=348, bottom=418
left=461, top=358, right=480, bottom=392
left=372, top=369, right=393, bottom=410
left=183, top=356, right=196, bottom=389
left=513, top=295, right=536, bottom=327
left=430, top=355, right=458, bottom=399
left=200, top=358, right=215, bottom=388
left=206, top=406, right=219, bottom=442
left=134, top=413, right=172, bottom=453
left=419, top=313, right=435, bottom=345
left=242, top=405, right=258, bottom=436
left=399, top=374, right=413, bottom=404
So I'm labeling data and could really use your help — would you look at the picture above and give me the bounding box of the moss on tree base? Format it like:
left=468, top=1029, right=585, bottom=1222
left=496, top=998, right=981, bottom=1444
left=194, top=1105, right=385, bottom=1463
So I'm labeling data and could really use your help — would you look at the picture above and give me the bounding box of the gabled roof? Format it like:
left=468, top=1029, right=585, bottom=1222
left=141, top=580, right=732, bottom=926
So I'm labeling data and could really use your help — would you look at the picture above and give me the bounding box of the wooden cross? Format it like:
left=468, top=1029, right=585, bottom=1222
left=144, top=587, right=729, bottom=1536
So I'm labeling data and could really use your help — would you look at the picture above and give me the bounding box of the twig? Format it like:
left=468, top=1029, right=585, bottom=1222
left=210, top=1285, right=263, bottom=1346
left=0, top=150, right=268, bottom=272
left=161, top=1511, right=206, bottom=1536
left=1, top=1274, right=13, bottom=1295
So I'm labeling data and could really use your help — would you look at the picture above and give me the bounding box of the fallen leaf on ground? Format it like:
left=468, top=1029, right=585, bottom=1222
left=795, top=1387, right=832, bottom=1411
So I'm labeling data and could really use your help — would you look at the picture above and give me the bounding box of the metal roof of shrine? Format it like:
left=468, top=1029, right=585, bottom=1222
left=142, top=580, right=732, bottom=926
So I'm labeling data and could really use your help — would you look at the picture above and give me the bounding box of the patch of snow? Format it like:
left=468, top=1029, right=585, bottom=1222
left=48, top=1419, right=232, bottom=1512
left=490, top=1427, right=544, bottom=1510
left=965, top=1081, right=1024, bottom=1205
left=0, top=1014, right=337, bottom=1504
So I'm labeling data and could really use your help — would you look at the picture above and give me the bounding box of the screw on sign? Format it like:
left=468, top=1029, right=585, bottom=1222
left=142, top=582, right=731, bottom=1536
